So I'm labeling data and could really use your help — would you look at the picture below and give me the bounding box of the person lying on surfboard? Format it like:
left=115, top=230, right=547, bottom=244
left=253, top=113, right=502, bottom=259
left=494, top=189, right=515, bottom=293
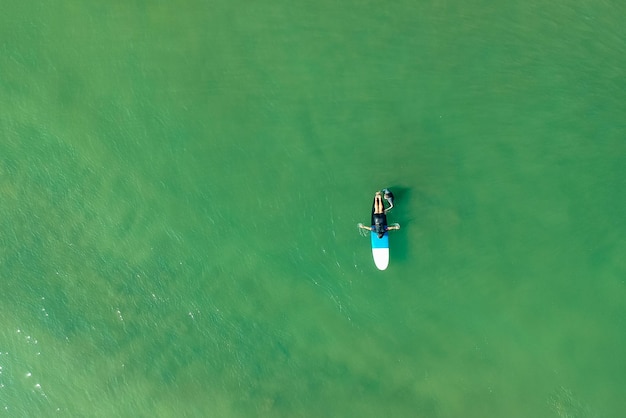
left=358, top=191, right=400, bottom=238
left=382, top=188, right=394, bottom=213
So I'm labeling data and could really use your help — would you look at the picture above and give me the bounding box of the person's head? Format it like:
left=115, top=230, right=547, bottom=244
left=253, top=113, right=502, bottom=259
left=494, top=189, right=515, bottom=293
left=377, top=231, right=385, bottom=239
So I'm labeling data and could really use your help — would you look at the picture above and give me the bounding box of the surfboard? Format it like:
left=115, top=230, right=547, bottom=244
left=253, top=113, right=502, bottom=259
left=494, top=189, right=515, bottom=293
left=371, top=231, right=390, bottom=270
left=370, top=195, right=390, bottom=270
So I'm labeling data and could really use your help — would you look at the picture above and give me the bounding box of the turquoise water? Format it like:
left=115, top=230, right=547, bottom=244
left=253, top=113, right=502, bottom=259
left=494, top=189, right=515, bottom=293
left=1, top=1, right=625, bottom=416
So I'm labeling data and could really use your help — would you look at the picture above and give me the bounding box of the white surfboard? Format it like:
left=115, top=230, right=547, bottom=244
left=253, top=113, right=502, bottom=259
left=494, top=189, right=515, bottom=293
left=371, top=231, right=390, bottom=270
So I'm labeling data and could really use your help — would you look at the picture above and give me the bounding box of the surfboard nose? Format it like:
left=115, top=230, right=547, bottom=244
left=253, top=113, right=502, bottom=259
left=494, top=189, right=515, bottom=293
left=372, top=248, right=389, bottom=270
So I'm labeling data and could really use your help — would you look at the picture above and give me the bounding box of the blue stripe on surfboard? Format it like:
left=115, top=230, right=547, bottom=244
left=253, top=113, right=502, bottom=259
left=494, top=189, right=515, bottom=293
left=370, top=231, right=389, bottom=249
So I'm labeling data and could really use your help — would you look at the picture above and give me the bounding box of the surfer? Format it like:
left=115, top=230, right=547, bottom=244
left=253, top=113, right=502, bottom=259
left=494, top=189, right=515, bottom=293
left=382, top=188, right=394, bottom=213
left=358, top=192, right=400, bottom=238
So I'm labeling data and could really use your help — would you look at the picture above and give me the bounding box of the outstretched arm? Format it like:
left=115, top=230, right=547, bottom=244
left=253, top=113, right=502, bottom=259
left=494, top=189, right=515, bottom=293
left=387, top=224, right=400, bottom=230
left=358, top=223, right=372, bottom=231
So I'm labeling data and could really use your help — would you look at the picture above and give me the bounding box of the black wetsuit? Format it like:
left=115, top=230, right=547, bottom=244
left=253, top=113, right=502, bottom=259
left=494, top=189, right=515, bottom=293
left=371, top=197, right=388, bottom=238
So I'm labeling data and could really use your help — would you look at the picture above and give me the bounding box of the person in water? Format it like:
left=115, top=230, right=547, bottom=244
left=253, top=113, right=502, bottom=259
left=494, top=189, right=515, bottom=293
left=358, top=191, right=400, bottom=238
left=382, top=188, right=394, bottom=213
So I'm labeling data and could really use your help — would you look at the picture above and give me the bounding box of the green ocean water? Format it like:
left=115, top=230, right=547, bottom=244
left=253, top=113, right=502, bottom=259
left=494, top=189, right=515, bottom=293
left=1, top=1, right=626, bottom=416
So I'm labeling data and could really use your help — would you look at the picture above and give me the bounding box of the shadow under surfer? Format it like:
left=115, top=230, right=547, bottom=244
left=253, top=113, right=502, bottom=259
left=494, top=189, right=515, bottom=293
left=382, top=188, right=394, bottom=213
left=358, top=191, right=400, bottom=238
